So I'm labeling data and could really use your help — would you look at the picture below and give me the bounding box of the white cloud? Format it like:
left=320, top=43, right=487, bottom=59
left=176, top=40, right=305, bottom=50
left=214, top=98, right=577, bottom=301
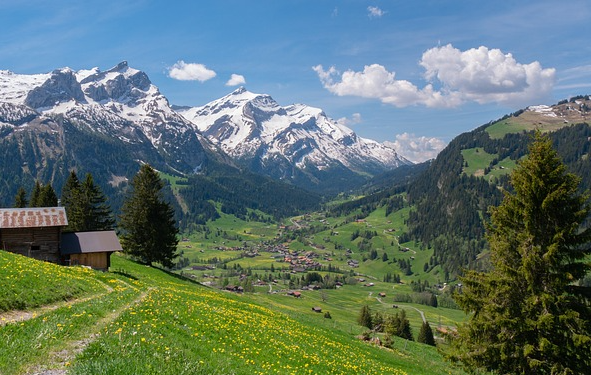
left=336, top=112, right=362, bottom=126
left=313, top=44, right=556, bottom=108
left=168, top=60, right=216, bottom=82
left=226, top=74, right=246, bottom=86
left=313, top=64, right=455, bottom=108
left=385, top=133, right=447, bottom=163
left=420, top=45, right=556, bottom=106
left=367, top=6, right=385, bottom=18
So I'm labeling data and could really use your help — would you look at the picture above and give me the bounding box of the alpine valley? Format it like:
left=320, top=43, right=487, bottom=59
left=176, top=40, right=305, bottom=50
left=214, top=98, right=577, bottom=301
left=0, top=61, right=409, bottom=210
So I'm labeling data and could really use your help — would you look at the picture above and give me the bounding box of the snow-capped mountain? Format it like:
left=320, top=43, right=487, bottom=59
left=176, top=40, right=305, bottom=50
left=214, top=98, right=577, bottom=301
left=178, top=87, right=409, bottom=190
left=0, top=62, right=408, bottom=196
left=0, top=62, right=217, bottom=178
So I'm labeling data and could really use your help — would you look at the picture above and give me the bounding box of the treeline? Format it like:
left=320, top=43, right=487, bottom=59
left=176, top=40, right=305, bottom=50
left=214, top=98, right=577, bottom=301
left=177, top=170, right=321, bottom=230
left=11, top=170, right=115, bottom=233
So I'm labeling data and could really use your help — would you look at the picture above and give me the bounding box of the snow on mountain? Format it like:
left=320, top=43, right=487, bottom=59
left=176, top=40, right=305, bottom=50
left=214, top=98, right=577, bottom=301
left=179, top=87, right=410, bottom=176
left=0, top=62, right=212, bottom=175
left=0, top=63, right=409, bottom=192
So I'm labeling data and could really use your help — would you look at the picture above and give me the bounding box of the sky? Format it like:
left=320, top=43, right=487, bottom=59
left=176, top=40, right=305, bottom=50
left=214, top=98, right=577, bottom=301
left=1, top=0, right=590, bottom=162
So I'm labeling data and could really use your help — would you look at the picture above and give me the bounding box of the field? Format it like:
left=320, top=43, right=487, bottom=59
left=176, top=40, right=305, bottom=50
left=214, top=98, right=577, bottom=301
left=461, top=147, right=515, bottom=181
left=0, top=250, right=472, bottom=375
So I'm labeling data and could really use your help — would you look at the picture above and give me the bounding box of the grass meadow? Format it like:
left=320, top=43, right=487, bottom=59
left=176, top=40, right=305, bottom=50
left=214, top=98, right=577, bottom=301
left=0, top=251, right=471, bottom=375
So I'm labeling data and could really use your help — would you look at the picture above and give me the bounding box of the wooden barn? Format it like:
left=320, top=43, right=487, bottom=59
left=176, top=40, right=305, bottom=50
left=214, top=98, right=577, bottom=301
left=0, top=207, right=122, bottom=270
left=61, top=231, right=122, bottom=270
left=0, top=207, right=67, bottom=263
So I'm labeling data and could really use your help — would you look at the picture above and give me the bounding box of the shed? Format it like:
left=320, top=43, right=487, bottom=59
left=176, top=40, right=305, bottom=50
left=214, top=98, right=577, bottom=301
left=61, top=231, right=122, bottom=270
left=312, top=306, right=322, bottom=313
left=0, top=207, right=67, bottom=263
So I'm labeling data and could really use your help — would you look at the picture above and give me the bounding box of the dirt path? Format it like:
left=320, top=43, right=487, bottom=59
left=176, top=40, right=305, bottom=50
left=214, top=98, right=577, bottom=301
left=374, top=297, right=427, bottom=323
left=0, top=278, right=115, bottom=327
left=27, top=286, right=155, bottom=375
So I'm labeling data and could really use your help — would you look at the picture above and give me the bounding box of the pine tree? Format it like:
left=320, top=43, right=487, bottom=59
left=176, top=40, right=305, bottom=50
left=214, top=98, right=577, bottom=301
left=29, top=180, right=42, bottom=207
left=119, top=164, right=179, bottom=268
left=80, top=173, right=115, bottom=231
left=61, top=171, right=83, bottom=231
left=14, top=187, right=28, bottom=208
left=449, top=133, right=591, bottom=374
left=396, top=309, right=413, bottom=341
left=38, top=184, right=58, bottom=207
left=417, top=321, right=435, bottom=346
left=357, top=305, right=373, bottom=329
left=61, top=171, right=114, bottom=232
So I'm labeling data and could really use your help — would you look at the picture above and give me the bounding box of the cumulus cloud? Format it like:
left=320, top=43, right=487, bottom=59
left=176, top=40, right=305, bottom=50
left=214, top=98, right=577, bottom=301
left=336, top=112, right=362, bottom=126
left=313, top=44, right=556, bottom=108
left=367, top=6, right=385, bottom=18
left=168, top=61, right=216, bottom=82
left=313, top=64, right=454, bottom=108
left=226, top=74, right=246, bottom=86
left=385, top=133, right=447, bottom=163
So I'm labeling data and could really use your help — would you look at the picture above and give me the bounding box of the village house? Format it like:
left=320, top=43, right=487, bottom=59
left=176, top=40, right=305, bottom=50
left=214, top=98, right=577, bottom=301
left=0, top=207, right=122, bottom=270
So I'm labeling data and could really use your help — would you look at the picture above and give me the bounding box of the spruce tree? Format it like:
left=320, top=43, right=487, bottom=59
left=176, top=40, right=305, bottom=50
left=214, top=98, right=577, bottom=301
left=29, top=180, right=42, bottom=207
left=14, top=187, right=28, bottom=208
left=61, top=171, right=114, bottom=232
left=38, top=184, right=58, bottom=207
left=61, top=171, right=83, bottom=231
left=396, top=309, right=413, bottom=341
left=80, top=173, right=115, bottom=231
left=449, top=133, right=591, bottom=374
left=357, top=305, right=373, bottom=329
left=417, top=321, right=435, bottom=346
left=119, top=164, right=179, bottom=268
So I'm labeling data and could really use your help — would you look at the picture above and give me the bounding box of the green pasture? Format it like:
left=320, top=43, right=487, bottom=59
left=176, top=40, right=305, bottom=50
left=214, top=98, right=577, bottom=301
left=0, top=251, right=473, bottom=375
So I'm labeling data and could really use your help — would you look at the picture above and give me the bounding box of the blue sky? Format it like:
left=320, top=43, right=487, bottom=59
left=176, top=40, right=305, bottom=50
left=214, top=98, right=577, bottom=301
left=1, top=0, right=590, bottom=161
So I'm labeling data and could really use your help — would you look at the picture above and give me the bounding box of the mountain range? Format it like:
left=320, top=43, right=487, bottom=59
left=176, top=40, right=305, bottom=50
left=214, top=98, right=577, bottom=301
left=0, top=61, right=409, bottom=199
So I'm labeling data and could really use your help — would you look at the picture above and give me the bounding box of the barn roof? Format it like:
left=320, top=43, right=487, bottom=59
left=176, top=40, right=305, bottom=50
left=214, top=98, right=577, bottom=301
left=0, top=207, right=68, bottom=228
left=61, top=231, right=123, bottom=255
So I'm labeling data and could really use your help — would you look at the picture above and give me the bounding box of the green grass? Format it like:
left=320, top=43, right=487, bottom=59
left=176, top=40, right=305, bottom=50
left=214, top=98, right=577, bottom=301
left=0, top=251, right=106, bottom=312
left=461, top=148, right=496, bottom=176
left=485, top=119, right=532, bottom=139
left=0, top=252, right=471, bottom=375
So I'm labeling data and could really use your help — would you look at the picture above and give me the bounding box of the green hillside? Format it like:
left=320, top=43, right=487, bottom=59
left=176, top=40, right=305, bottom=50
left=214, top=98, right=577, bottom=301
left=0, top=251, right=469, bottom=375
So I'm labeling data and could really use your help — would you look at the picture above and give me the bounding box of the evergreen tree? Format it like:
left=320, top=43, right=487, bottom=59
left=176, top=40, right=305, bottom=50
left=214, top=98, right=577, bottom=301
left=38, top=184, right=58, bottom=207
left=396, top=309, right=413, bottom=341
left=14, top=187, right=28, bottom=208
left=61, top=171, right=114, bottom=232
left=449, top=133, right=591, bottom=374
left=61, top=171, right=82, bottom=231
left=417, top=321, right=435, bottom=346
left=119, top=164, right=179, bottom=268
left=29, top=180, right=42, bottom=207
left=357, top=305, right=373, bottom=329
left=372, top=311, right=384, bottom=332
left=80, top=173, right=115, bottom=231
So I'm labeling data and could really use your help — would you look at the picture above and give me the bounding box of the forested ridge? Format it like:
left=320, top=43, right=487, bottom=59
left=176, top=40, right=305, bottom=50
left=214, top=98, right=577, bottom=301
left=330, top=119, right=591, bottom=280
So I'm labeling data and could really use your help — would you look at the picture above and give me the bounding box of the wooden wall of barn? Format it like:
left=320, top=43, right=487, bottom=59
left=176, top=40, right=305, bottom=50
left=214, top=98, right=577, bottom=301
left=68, top=252, right=110, bottom=270
left=0, top=227, right=61, bottom=263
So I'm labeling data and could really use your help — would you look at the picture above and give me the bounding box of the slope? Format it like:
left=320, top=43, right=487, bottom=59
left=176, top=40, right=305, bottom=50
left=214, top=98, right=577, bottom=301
left=0, top=251, right=470, bottom=375
left=346, top=96, right=591, bottom=280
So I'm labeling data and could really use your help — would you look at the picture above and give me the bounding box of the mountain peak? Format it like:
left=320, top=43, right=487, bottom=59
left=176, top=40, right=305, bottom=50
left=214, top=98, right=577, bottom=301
left=108, top=61, right=129, bottom=73
left=231, top=86, right=247, bottom=95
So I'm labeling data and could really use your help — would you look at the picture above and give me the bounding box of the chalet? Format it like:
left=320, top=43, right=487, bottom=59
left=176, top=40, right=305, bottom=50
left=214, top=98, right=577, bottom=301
left=0, top=207, right=121, bottom=270
left=312, top=307, right=322, bottom=313
left=61, top=231, right=122, bottom=270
